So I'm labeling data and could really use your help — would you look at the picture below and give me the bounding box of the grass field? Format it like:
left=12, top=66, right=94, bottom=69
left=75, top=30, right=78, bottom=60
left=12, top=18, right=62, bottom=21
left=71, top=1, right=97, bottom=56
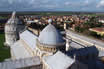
left=0, top=33, right=11, bottom=62
left=0, top=16, right=8, bottom=19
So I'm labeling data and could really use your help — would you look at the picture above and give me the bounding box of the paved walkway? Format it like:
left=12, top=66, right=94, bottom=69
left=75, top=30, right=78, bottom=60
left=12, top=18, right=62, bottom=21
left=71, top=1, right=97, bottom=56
left=66, top=30, right=104, bottom=51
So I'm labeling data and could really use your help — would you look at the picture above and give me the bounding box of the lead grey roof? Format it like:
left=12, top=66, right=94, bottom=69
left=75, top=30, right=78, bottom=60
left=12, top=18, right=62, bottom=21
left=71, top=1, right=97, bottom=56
left=11, top=30, right=38, bottom=59
left=20, top=30, right=38, bottom=50
left=43, top=51, right=75, bottom=69
left=38, top=24, right=64, bottom=45
left=0, top=57, right=41, bottom=69
left=11, top=40, right=33, bottom=59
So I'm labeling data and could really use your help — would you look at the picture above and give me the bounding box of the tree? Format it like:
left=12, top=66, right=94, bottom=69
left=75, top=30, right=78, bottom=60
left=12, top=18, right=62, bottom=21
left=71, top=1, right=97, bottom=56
left=75, top=26, right=85, bottom=33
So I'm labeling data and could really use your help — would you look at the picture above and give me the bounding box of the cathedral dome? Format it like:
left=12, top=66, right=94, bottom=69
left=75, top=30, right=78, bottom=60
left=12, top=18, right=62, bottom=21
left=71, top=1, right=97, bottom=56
left=38, top=24, right=65, bottom=46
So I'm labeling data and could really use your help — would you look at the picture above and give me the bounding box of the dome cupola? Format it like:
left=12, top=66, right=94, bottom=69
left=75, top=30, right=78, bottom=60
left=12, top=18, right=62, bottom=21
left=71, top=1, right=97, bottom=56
left=38, top=24, right=64, bottom=45
left=37, top=23, right=65, bottom=53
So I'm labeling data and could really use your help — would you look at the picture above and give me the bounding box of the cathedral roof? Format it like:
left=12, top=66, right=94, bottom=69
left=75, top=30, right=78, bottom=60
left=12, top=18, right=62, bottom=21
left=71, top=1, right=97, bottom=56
left=43, top=51, right=75, bottom=69
left=38, top=24, right=64, bottom=46
left=0, top=56, right=41, bottom=69
left=20, top=30, right=38, bottom=50
left=11, top=40, right=32, bottom=59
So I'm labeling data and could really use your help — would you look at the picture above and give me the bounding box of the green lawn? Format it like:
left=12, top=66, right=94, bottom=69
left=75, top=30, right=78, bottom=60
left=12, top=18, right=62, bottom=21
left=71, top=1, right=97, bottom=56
left=0, top=33, right=11, bottom=62
left=0, top=16, right=8, bottom=19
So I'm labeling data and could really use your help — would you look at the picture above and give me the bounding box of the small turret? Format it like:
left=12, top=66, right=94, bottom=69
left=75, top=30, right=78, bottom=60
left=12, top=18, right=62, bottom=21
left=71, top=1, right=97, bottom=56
left=64, top=23, right=67, bottom=30
left=66, top=39, right=72, bottom=51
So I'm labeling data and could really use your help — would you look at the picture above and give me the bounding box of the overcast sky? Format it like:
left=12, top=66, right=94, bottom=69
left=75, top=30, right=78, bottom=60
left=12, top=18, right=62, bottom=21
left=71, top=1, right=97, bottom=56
left=0, top=0, right=104, bottom=12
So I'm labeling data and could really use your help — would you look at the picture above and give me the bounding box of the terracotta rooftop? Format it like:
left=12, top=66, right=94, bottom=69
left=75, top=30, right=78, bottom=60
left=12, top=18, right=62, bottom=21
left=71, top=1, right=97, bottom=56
left=89, top=28, right=104, bottom=32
